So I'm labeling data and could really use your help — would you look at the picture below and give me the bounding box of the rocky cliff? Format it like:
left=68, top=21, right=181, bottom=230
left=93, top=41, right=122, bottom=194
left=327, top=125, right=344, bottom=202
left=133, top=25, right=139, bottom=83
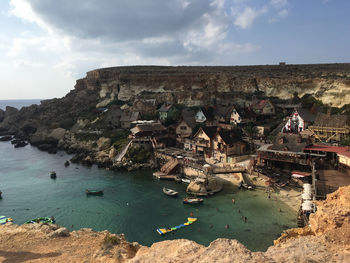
left=80, top=64, right=350, bottom=107
left=0, top=63, right=349, bottom=162
left=1, top=185, right=349, bottom=262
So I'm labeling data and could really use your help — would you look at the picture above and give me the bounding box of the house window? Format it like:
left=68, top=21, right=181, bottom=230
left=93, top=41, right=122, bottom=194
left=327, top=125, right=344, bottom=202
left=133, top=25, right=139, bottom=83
left=299, top=127, right=302, bottom=132
left=180, top=126, right=187, bottom=130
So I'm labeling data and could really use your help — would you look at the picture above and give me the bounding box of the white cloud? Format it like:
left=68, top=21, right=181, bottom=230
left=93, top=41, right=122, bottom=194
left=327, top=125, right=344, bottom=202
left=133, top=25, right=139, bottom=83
left=234, top=7, right=267, bottom=29
left=270, top=0, right=288, bottom=8
left=278, top=9, right=289, bottom=18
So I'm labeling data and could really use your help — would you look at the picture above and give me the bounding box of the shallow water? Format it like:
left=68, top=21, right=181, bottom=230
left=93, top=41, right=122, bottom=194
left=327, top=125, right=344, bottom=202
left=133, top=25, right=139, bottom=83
left=0, top=142, right=296, bottom=251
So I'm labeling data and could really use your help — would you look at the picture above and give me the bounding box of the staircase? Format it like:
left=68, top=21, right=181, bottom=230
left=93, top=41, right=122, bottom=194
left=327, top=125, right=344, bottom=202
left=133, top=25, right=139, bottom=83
left=160, top=158, right=179, bottom=175
left=115, top=141, right=132, bottom=162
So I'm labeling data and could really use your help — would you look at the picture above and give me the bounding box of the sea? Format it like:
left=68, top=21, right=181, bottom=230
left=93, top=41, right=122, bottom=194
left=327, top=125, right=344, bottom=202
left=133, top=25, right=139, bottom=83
left=0, top=100, right=297, bottom=251
left=0, top=99, right=42, bottom=110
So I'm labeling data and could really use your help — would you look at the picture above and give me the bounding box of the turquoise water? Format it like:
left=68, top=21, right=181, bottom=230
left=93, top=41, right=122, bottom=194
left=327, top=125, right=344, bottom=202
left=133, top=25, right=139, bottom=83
left=0, top=141, right=296, bottom=251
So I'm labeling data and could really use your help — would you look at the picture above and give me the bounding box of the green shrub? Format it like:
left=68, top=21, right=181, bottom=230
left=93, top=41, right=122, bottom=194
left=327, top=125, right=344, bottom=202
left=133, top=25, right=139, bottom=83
left=110, top=130, right=130, bottom=151
left=126, top=145, right=151, bottom=163
left=102, top=234, right=122, bottom=249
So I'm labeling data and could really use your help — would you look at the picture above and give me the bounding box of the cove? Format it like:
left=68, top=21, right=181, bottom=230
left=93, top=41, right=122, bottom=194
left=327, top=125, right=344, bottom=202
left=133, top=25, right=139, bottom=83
left=0, top=141, right=296, bottom=251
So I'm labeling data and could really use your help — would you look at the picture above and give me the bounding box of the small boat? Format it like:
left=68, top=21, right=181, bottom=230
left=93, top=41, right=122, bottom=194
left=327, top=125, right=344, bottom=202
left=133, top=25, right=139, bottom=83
left=239, top=181, right=254, bottom=190
left=0, top=216, right=13, bottom=225
left=50, top=171, right=57, bottom=179
left=183, top=197, right=203, bottom=204
left=163, top=187, right=178, bottom=197
left=181, top=178, right=191, bottom=184
left=25, top=216, right=55, bottom=224
left=86, top=189, right=104, bottom=196
left=157, top=217, right=197, bottom=235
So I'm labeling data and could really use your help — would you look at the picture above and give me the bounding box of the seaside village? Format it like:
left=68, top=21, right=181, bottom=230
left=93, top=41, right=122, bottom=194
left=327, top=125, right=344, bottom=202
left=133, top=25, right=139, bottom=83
left=82, top=91, right=350, bottom=227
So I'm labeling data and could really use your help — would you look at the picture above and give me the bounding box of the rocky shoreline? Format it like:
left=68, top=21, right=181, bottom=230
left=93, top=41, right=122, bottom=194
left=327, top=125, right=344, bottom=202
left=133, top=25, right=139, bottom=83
left=1, top=185, right=349, bottom=262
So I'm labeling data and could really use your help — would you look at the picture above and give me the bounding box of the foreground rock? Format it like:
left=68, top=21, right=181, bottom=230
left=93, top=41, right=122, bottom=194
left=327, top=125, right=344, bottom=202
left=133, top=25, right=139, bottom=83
left=1, top=185, right=349, bottom=262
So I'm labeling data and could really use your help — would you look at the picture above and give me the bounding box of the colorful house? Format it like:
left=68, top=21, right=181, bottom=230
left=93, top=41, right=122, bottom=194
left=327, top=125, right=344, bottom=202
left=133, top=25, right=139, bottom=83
left=195, top=107, right=215, bottom=124
left=192, top=126, right=217, bottom=155
left=176, top=109, right=196, bottom=139
left=212, top=129, right=246, bottom=163
left=158, top=103, right=176, bottom=122
left=250, top=99, right=275, bottom=115
left=282, top=108, right=316, bottom=133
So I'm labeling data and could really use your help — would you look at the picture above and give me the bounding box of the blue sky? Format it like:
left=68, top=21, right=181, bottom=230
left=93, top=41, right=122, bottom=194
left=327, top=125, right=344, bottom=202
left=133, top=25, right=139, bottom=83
left=0, top=0, right=349, bottom=99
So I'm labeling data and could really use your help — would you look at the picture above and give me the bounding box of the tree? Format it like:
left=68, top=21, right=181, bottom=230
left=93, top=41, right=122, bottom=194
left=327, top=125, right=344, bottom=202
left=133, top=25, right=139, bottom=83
left=244, top=122, right=258, bottom=139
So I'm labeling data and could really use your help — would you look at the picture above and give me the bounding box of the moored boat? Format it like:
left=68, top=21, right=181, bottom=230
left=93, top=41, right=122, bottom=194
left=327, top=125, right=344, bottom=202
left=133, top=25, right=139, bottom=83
left=181, top=178, right=191, bottom=184
left=86, top=189, right=104, bottom=196
left=163, top=187, right=178, bottom=197
left=0, top=216, right=13, bottom=224
left=50, top=171, right=57, bottom=179
left=25, top=216, right=55, bottom=224
left=183, top=197, right=204, bottom=204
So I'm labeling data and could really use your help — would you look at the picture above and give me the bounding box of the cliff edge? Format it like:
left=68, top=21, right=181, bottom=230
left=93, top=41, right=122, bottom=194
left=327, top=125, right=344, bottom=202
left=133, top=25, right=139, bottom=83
left=1, top=185, right=349, bottom=262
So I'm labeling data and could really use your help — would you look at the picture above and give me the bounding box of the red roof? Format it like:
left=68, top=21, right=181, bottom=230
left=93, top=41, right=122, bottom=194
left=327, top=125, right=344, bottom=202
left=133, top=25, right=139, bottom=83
left=338, top=150, right=350, bottom=158
left=304, top=145, right=350, bottom=154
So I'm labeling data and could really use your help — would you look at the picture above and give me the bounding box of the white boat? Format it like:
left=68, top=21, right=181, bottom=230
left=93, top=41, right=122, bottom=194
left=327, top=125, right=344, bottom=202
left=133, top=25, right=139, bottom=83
left=163, top=187, right=178, bottom=197
left=181, top=178, right=191, bottom=184
left=183, top=197, right=203, bottom=204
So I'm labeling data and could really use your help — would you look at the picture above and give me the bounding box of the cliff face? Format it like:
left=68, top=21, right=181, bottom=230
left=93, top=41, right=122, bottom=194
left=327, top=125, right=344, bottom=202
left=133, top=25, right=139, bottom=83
left=1, top=185, right=349, bottom=263
left=1, top=64, right=349, bottom=137
left=79, top=64, right=350, bottom=107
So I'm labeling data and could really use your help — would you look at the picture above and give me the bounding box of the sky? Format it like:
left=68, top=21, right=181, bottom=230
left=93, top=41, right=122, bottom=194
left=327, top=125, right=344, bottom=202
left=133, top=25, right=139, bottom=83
left=0, top=0, right=349, bottom=100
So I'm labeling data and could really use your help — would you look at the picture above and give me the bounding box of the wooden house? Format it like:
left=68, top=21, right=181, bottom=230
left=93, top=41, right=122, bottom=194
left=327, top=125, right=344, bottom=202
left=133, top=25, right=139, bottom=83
left=120, top=111, right=140, bottom=129
left=308, top=113, right=349, bottom=142
left=131, top=99, right=157, bottom=117
left=176, top=109, right=196, bottom=139
left=102, top=105, right=123, bottom=128
left=250, top=99, right=275, bottom=115
left=195, top=106, right=215, bottom=124
left=282, top=108, right=316, bottom=133
left=130, top=122, right=166, bottom=138
left=236, top=108, right=257, bottom=124
left=158, top=103, right=176, bottom=122
left=215, top=106, right=233, bottom=124
left=191, top=126, right=217, bottom=155
left=257, top=133, right=313, bottom=170
left=212, top=129, right=246, bottom=163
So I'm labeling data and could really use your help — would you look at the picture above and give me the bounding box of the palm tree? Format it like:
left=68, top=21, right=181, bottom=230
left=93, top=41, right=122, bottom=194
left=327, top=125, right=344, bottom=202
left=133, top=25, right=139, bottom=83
left=245, top=122, right=258, bottom=139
